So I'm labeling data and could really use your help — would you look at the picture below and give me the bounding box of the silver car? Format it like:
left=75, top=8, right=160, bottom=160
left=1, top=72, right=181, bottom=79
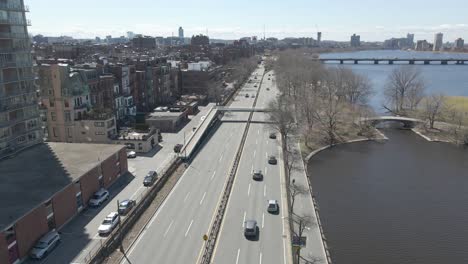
left=244, top=220, right=258, bottom=237
left=29, top=230, right=61, bottom=259
left=267, top=200, right=279, bottom=213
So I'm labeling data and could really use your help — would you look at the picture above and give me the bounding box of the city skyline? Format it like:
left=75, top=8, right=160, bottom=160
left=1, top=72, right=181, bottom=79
left=26, top=0, right=468, bottom=41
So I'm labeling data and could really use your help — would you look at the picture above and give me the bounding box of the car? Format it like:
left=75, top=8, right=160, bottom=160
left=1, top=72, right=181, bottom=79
left=252, top=95, right=256, bottom=98
left=268, top=155, right=277, bottom=165
left=127, top=151, right=137, bottom=158
left=88, top=189, right=110, bottom=207
left=269, top=132, right=277, bottom=139
left=245, top=94, right=250, bottom=98
left=268, top=78, right=271, bottom=80
left=143, top=170, right=158, bottom=186
left=174, top=144, right=183, bottom=153
left=98, top=212, right=120, bottom=235
left=118, top=199, right=136, bottom=215
left=267, top=200, right=279, bottom=213
left=254, top=76, right=257, bottom=79
left=266, top=88, right=270, bottom=91
left=252, top=170, right=263, bottom=181
left=29, top=230, right=61, bottom=259
left=244, top=220, right=258, bottom=237
left=254, top=85, right=258, bottom=87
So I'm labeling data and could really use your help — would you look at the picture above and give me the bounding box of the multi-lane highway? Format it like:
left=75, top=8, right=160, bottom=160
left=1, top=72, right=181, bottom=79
left=212, top=72, right=289, bottom=264
left=121, top=66, right=269, bottom=263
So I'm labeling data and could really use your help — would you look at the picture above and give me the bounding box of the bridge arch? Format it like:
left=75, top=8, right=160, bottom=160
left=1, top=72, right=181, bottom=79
left=360, top=116, right=425, bottom=129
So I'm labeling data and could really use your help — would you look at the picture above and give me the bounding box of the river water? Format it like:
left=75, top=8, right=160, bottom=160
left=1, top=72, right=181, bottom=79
left=308, top=129, right=468, bottom=264
left=320, top=50, right=468, bottom=111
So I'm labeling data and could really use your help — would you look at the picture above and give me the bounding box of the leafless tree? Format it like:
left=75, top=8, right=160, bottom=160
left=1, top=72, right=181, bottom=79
left=383, top=66, right=425, bottom=114
left=423, top=93, right=446, bottom=129
left=336, top=67, right=373, bottom=106
left=289, top=180, right=308, bottom=215
left=268, top=95, right=296, bottom=146
left=291, top=213, right=315, bottom=264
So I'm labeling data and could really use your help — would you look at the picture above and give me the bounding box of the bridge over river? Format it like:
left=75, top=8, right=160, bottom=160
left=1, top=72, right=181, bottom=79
left=318, top=57, right=468, bottom=65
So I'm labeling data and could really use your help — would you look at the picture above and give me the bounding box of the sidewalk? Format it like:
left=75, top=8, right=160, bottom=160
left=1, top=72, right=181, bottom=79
left=288, top=136, right=330, bottom=264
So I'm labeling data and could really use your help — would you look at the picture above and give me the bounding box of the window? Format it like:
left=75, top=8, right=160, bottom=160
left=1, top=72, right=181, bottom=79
left=51, top=112, right=56, bottom=121
left=49, top=100, right=55, bottom=107
left=95, top=131, right=105, bottom=136
left=94, top=122, right=105, bottom=127
left=64, top=100, right=69, bottom=108
left=28, top=132, right=37, bottom=141
left=67, top=128, right=73, bottom=138
left=52, top=127, right=57, bottom=137
left=65, top=111, right=71, bottom=122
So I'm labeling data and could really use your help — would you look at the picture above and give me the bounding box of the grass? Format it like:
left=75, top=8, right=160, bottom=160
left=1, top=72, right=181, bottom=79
left=446, top=96, right=468, bottom=112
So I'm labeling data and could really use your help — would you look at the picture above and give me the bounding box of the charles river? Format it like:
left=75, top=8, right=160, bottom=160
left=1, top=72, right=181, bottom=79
left=309, top=50, right=468, bottom=264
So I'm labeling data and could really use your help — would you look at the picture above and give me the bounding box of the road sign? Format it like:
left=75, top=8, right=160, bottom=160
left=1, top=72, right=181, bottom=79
left=203, top=234, right=208, bottom=241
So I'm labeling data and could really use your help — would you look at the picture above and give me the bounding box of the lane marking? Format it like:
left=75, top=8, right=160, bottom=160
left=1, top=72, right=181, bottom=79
left=262, top=213, right=265, bottom=229
left=256, top=139, right=258, bottom=145
left=251, top=164, right=254, bottom=172
left=219, top=154, right=224, bottom=162
left=242, top=211, right=246, bottom=227
left=248, top=183, right=251, bottom=196
left=200, top=192, right=207, bottom=205
left=266, top=140, right=269, bottom=145
left=260, top=252, right=263, bottom=264
left=185, top=219, right=194, bottom=237
left=264, top=185, right=266, bottom=197
left=210, top=171, right=216, bottom=181
left=163, top=220, right=174, bottom=237
left=236, top=249, right=241, bottom=264
left=266, top=152, right=268, bottom=159
left=258, top=130, right=260, bottom=135
left=253, top=150, right=256, bottom=158
left=265, top=167, right=268, bottom=175
left=184, top=192, right=191, bottom=203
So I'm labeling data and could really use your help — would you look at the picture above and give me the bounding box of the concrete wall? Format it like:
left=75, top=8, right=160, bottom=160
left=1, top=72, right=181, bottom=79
left=52, top=184, right=78, bottom=228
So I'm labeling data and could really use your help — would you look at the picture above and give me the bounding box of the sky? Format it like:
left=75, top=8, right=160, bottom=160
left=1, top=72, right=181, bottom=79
left=26, top=0, right=468, bottom=42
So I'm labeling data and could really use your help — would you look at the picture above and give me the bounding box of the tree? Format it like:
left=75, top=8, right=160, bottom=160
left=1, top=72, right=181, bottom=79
left=291, top=213, right=315, bottom=264
left=423, top=93, right=446, bottom=129
left=289, top=180, right=308, bottom=215
left=336, top=67, right=373, bottom=106
left=383, top=66, right=425, bottom=114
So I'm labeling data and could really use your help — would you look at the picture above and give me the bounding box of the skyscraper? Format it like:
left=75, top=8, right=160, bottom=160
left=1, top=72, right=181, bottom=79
left=317, top=32, right=322, bottom=46
left=433, top=32, right=443, bottom=51
left=455, top=38, right=464, bottom=50
left=178, top=26, right=184, bottom=39
left=350, top=34, right=361, bottom=47
left=0, top=0, right=42, bottom=159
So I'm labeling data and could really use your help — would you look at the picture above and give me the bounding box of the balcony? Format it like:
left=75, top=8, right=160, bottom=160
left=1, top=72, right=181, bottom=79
left=0, top=18, right=31, bottom=26
left=0, top=3, right=30, bottom=12
left=0, top=57, right=33, bottom=69
left=0, top=32, right=29, bottom=39
left=0, top=94, right=37, bottom=112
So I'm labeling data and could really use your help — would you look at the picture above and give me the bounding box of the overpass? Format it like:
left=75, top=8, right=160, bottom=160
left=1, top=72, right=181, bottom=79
left=215, top=106, right=270, bottom=113
left=318, top=58, right=468, bottom=65
left=360, top=116, right=424, bottom=128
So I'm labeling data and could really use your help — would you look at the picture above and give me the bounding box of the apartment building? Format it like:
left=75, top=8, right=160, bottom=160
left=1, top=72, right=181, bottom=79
left=0, top=0, right=42, bottom=159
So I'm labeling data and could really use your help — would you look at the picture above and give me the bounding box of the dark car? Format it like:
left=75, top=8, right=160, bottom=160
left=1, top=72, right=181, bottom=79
left=245, top=94, right=250, bottom=98
left=268, top=156, right=277, bottom=165
left=252, top=170, right=263, bottom=181
left=143, top=171, right=158, bottom=186
left=269, top=133, right=276, bottom=139
left=174, top=144, right=183, bottom=153
left=118, top=199, right=136, bottom=215
left=244, top=220, right=258, bottom=237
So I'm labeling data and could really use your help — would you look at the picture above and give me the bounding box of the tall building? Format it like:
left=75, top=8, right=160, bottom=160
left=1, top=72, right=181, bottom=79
left=407, top=33, right=414, bottom=48
left=0, top=0, right=42, bottom=159
left=416, top=40, right=430, bottom=51
left=127, top=31, right=135, bottom=40
left=178, top=26, right=184, bottom=39
left=455, top=38, right=465, bottom=50
left=350, top=34, right=361, bottom=47
left=433, top=32, right=443, bottom=51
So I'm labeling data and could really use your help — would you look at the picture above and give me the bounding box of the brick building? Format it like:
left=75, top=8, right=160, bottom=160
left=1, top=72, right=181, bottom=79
left=0, top=142, right=127, bottom=264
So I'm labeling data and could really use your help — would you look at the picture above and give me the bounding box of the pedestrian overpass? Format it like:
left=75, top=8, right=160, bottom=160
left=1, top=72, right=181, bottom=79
left=360, top=116, right=425, bottom=128
left=215, top=106, right=270, bottom=113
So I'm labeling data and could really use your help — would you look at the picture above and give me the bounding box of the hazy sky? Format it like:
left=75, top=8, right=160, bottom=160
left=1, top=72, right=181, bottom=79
left=26, top=0, right=468, bottom=41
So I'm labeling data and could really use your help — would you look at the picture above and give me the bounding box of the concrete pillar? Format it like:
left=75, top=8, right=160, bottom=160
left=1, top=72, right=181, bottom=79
left=374, top=60, right=379, bottom=65
left=424, top=60, right=430, bottom=65
left=354, top=60, right=358, bottom=64
left=388, top=60, right=394, bottom=65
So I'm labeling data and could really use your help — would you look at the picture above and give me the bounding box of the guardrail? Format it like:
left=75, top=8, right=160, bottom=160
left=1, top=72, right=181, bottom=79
left=200, top=69, right=265, bottom=263
left=86, top=155, right=181, bottom=264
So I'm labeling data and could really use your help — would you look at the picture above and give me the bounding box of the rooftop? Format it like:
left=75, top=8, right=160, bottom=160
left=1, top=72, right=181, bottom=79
left=0, top=142, right=124, bottom=230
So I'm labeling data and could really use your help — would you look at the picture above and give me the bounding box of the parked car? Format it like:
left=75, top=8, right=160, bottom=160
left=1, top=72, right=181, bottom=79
left=267, top=200, right=279, bottom=213
left=252, top=170, right=263, bottom=181
left=174, top=144, right=183, bottom=153
left=88, top=189, right=110, bottom=207
left=266, top=88, right=270, bottom=91
left=29, top=230, right=61, bottom=259
left=268, top=78, right=271, bottom=80
left=244, top=220, right=258, bottom=237
left=98, top=212, right=120, bottom=235
left=269, top=133, right=277, bottom=139
left=254, top=85, right=258, bottom=87
left=118, top=199, right=136, bottom=215
left=268, top=155, right=278, bottom=165
left=245, top=94, right=250, bottom=98
left=127, top=151, right=137, bottom=158
left=143, top=171, right=158, bottom=186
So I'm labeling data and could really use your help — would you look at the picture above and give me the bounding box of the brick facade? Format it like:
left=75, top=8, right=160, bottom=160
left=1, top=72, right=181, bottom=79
left=52, top=185, right=78, bottom=228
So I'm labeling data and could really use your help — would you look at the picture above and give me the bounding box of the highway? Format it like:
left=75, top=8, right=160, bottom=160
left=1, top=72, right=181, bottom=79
left=212, top=72, right=288, bottom=264
left=121, top=66, right=267, bottom=263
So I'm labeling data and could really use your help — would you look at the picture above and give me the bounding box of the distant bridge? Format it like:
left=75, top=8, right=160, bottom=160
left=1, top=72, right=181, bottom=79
left=215, top=107, right=270, bottom=113
left=360, top=116, right=425, bottom=128
left=318, top=58, right=468, bottom=65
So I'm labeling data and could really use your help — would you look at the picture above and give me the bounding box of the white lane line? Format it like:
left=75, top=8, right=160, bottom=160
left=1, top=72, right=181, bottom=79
left=185, top=219, right=194, bottom=237
left=264, top=185, right=266, bottom=197
left=184, top=192, right=191, bottom=203
left=163, top=220, right=174, bottom=237
left=200, top=192, right=207, bottom=205
left=254, top=150, right=256, bottom=158
left=258, top=130, right=260, bottom=135
left=266, top=140, right=269, bottom=145
left=130, top=186, right=144, bottom=200
left=210, top=171, right=216, bottom=181
left=251, top=164, right=254, bottom=172
left=248, top=183, right=251, bottom=196
left=219, top=154, right=224, bottom=162
left=265, top=167, right=268, bottom=175
left=236, top=249, right=241, bottom=264
left=242, top=211, right=246, bottom=227
left=260, top=252, right=263, bottom=264
left=256, top=139, right=258, bottom=145
left=266, top=152, right=268, bottom=159
left=262, top=213, right=265, bottom=229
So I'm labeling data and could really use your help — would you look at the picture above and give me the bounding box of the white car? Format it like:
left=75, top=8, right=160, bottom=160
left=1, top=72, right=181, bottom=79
left=98, top=212, right=120, bottom=234
left=127, top=151, right=137, bottom=158
left=29, top=230, right=61, bottom=259
left=267, top=200, right=279, bottom=213
left=88, top=189, right=109, bottom=207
